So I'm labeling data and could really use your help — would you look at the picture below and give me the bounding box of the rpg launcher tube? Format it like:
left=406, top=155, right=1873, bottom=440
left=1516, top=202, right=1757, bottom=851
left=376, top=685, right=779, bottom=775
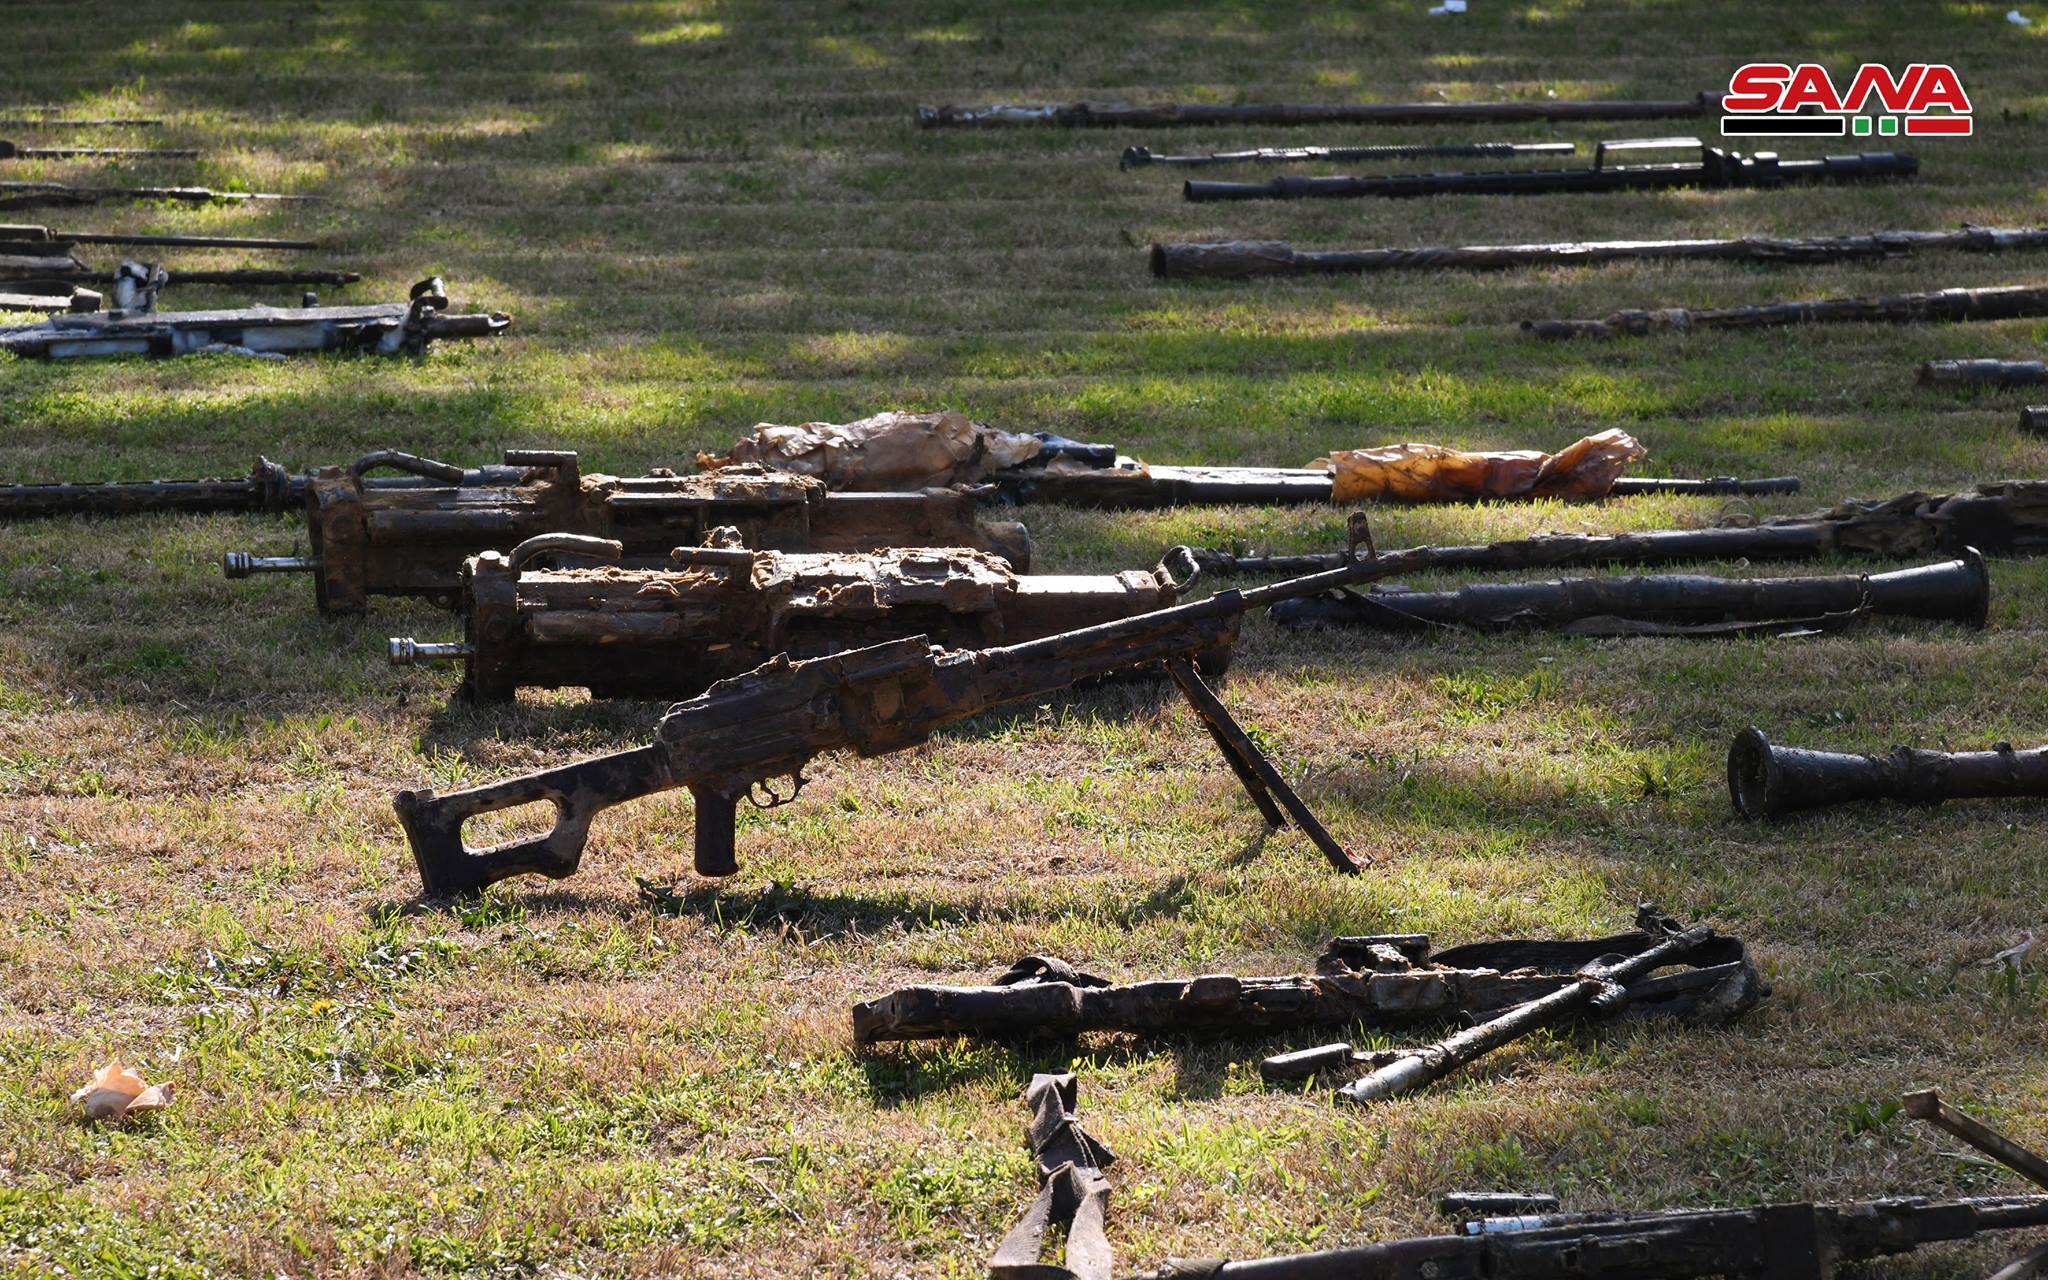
left=1270, top=551, right=1990, bottom=634
left=1920, top=359, right=2048, bottom=388
left=1729, top=728, right=2048, bottom=819
left=1183, top=147, right=1916, bottom=202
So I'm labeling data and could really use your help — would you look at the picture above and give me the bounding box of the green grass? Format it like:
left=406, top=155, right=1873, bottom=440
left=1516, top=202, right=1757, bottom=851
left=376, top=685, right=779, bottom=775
left=3, top=1, right=2048, bottom=1276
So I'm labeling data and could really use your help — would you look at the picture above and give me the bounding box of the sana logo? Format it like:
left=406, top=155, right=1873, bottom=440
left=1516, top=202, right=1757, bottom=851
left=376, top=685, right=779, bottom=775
left=1721, top=63, right=1972, bottom=138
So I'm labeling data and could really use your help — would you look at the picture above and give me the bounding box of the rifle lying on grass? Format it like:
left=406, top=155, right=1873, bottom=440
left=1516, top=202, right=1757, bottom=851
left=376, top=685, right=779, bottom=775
left=853, top=904, right=1760, bottom=1047
left=1527, top=283, right=2048, bottom=340
left=917, top=94, right=1724, bottom=128
left=1919, top=358, right=2048, bottom=387
left=1152, top=225, right=2048, bottom=279
left=1120, top=141, right=1573, bottom=170
left=0, top=276, right=504, bottom=360
left=0, top=140, right=196, bottom=160
left=1728, top=727, right=2048, bottom=819
left=1183, top=138, right=1915, bottom=201
left=0, top=115, right=162, bottom=128
left=390, top=535, right=1193, bottom=702
left=1, top=222, right=319, bottom=250
left=393, top=549, right=1433, bottom=896
left=0, top=179, right=313, bottom=209
left=1268, top=552, right=1990, bottom=637
left=1153, top=1196, right=2048, bottom=1279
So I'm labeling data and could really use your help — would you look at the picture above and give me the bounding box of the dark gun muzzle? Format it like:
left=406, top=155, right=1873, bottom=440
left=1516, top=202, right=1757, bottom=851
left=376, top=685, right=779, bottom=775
left=1729, top=728, right=2048, bottom=819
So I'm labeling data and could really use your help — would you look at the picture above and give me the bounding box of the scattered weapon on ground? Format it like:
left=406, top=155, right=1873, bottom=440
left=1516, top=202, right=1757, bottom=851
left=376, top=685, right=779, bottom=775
left=990, top=1074, right=1114, bottom=1280
left=392, top=548, right=1443, bottom=896
left=1120, top=141, right=1573, bottom=170
left=1150, top=1196, right=2048, bottom=1279
left=0, top=141, right=197, bottom=160
left=1902, top=1090, right=2048, bottom=1192
left=0, top=451, right=532, bottom=521
left=1437, top=1193, right=1561, bottom=1219
left=0, top=116, right=163, bottom=128
left=1182, top=138, right=1916, bottom=202
left=0, top=257, right=358, bottom=304
left=852, top=905, right=1761, bottom=1045
left=0, top=280, right=99, bottom=313
left=1728, top=727, right=2048, bottom=819
left=1528, top=283, right=2048, bottom=340
left=220, top=451, right=1030, bottom=613
left=916, top=94, right=1724, bottom=128
left=1152, top=225, right=2048, bottom=280
left=0, top=180, right=314, bottom=210
left=0, top=276, right=505, bottom=360
left=1270, top=552, right=1989, bottom=637
left=1920, top=358, right=2048, bottom=388
left=1335, top=922, right=1717, bottom=1103
left=389, top=536, right=1191, bottom=702
left=2025, top=406, right=2048, bottom=436
left=1, top=223, right=320, bottom=250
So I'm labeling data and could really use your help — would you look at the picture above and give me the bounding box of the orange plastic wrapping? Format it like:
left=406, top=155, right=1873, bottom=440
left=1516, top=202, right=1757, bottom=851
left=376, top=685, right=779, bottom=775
left=1320, top=429, right=1648, bottom=503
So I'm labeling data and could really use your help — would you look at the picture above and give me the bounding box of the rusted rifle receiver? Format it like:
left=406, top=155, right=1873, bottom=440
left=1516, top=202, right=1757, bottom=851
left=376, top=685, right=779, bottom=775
left=396, top=548, right=1425, bottom=896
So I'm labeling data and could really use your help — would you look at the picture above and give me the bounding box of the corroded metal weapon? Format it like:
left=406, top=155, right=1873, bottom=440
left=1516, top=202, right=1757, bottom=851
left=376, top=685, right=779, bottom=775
left=393, top=551, right=1441, bottom=895
left=990, top=1074, right=1114, bottom=1280
left=1920, top=358, right=2048, bottom=387
left=1270, top=553, right=1989, bottom=636
left=221, top=451, right=1030, bottom=613
left=0, top=116, right=163, bottom=128
left=0, top=276, right=504, bottom=359
left=1528, top=284, right=2048, bottom=340
left=0, top=140, right=197, bottom=160
left=853, top=907, right=1760, bottom=1045
left=1120, top=141, right=1572, bottom=169
left=0, top=179, right=312, bottom=209
left=1, top=223, right=319, bottom=250
left=1728, top=727, right=2048, bottom=819
left=917, top=95, right=1723, bottom=128
left=1152, top=1196, right=2048, bottom=1279
left=1184, top=139, right=1915, bottom=201
left=389, top=537, right=1188, bottom=702
left=2025, top=406, right=2048, bottom=436
left=1153, top=225, right=2048, bottom=279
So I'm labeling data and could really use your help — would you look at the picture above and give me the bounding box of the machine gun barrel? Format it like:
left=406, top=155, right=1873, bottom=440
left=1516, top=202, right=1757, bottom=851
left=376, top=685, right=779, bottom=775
left=1729, top=728, right=2048, bottom=819
left=0, top=453, right=538, bottom=522
left=45, top=228, right=322, bottom=250
left=918, top=94, right=1722, bottom=128
left=0, top=141, right=199, bottom=160
left=1120, top=141, right=1572, bottom=169
left=1184, top=142, right=1915, bottom=202
left=1920, top=358, right=2048, bottom=387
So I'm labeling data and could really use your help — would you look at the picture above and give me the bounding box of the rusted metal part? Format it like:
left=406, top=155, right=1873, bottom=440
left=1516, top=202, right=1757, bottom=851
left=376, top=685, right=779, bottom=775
left=1121, top=141, right=1573, bottom=170
left=227, top=451, right=1031, bottom=614
left=1185, top=140, right=1915, bottom=201
left=917, top=95, right=1722, bottom=128
left=0, top=276, right=506, bottom=359
left=989, top=1074, right=1114, bottom=1280
left=0, top=223, right=320, bottom=250
left=852, top=908, right=1761, bottom=1045
left=1729, top=728, right=2048, bottom=819
left=1902, top=1090, right=2048, bottom=1192
left=2024, top=407, right=2048, bottom=436
left=0, top=117, right=164, bottom=128
left=1153, top=226, right=2048, bottom=279
left=0, top=141, right=198, bottom=160
left=1150, top=1196, right=2048, bottom=1279
left=0, top=280, right=99, bottom=313
left=1270, top=552, right=1990, bottom=636
left=1528, top=284, right=2048, bottom=340
left=1783, top=481, right=2048, bottom=557
left=392, top=540, right=1185, bottom=702
left=1920, top=358, right=2048, bottom=387
left=392, top=548, right=1464, bottom=896
left=0, top=180, right=313, bottom=210
left=1194, top=522, right=1844, bottom=578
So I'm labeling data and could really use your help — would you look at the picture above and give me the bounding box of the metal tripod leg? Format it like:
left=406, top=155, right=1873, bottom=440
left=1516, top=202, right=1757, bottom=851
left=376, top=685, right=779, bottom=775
left=1165, top=657, right=1362, bottom=874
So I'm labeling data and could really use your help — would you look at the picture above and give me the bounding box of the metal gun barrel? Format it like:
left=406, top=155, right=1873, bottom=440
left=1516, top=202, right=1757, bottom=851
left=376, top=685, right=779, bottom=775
left=1729, top=729, right=2048, bottom=819
left=1184, top=149, right=1915, bottom=201
left=1122, top=141, right=1573, bottom=169
left=222, top=552, right=318, bottom=578
left=63, top=231, right=323, bottom=250
left=388, top=639, right=474, bottom=666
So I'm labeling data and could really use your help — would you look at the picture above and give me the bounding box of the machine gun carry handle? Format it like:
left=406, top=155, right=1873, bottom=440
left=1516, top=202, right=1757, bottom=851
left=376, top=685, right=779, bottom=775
left=1155, top=543, right=1202, bottom=592
left=506, top=533, right=621, bottom=572
left=348, top=449, right=469, bottom=484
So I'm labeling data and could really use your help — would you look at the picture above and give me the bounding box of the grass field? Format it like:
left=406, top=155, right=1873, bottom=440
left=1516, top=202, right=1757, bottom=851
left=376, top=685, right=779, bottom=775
left=3, top=2, right=2047, bottom=1276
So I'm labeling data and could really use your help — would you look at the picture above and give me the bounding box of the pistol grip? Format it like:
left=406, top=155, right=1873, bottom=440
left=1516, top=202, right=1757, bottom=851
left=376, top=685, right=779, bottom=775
left=690, top=786, right=742, bottom=877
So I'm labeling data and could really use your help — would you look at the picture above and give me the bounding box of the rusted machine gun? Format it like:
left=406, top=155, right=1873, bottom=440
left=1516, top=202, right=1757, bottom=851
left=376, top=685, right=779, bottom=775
left=0, top=276, right=504, bottom=359
left=1729, top=727, right=2048, bottom=819
left=1119, top=141, right=1573, bottom=169
left=853, top=905, right=1759, bottom=1046
left=917, top=94, right=1723, bottom=128
left=222, top=450, right=1030, bottom=613
left=390, top=535, right=1188, bottom=702
left=0, top=179, right=312, bottom=210
left=0, top=139, right=196, bottom=160
left=393, top=549, right=1456, bottom=896
left=1183, top=138, right=1915, bottom=202
left=1270, top=552, right=1989, bottom=636
left=2, top=222, right=319, bottom=251
left=1155, top=1196, right=2048, bottom=1279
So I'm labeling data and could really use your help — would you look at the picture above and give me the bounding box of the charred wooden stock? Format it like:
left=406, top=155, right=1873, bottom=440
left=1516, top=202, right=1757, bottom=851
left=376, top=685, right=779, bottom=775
left=392, top=540, right=1186, bottom=702
left=990, top=1074, right=1114, bottom=1280
left=0, top=180, right=312, bottom=209
left=1, top=223, right=320, bottom=250
left=995, top=463, right=1796, bottom=509
left=853, top=908, right=1761, bottom=1045
left=1729, top=727, right=2048, bottom=819
left=0, top=140, right=197, bottom=160
left=1270, top=552, right=1990, bottom=636
left=1151, top=1196, right=2048, bottom=1279
left=917, top=95, right=1721, bottom=128
left=1529, top=284, right=2048, bottom=340
left=1337, top=926, right=1713, bottom=1103
left=1920, top=358, right=2048, bottom=387
left=222, top=450, right=1030, bottom=613
left=0, top=277, right=506, bottom=359
left=393, top=552, right=1461, bottom=895
left=1120, top=141, right=1573, bottom=170
left=1153, top=225, right=2048, bottom=280
left=1184, top=140, right=1915, bottom=202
